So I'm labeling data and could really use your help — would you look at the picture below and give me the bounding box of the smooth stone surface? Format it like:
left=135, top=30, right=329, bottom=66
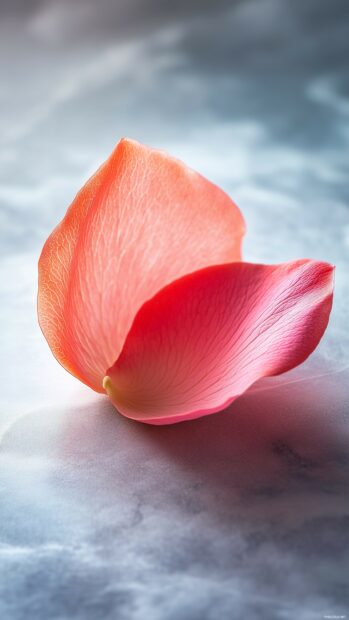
left=1, top=368, right=349, bottom=620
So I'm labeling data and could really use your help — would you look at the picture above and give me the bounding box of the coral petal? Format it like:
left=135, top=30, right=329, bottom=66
left=38, top=139, right=245, bottom=391
left=106, top=260, right=334, bottom=424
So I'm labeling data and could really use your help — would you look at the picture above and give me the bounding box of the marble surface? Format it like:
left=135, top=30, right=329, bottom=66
left=1, top=1, right=349, bottom=618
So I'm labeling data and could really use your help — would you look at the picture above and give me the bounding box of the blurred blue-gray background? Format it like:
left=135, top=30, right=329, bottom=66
left=1, top=2, right=349, bottom=619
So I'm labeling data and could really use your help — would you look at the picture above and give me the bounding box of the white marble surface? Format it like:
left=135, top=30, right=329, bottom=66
left=1, top=1, right=349, bottom=618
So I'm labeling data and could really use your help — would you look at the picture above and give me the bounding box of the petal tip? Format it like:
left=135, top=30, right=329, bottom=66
left=318, top=260, right=335, bottom=293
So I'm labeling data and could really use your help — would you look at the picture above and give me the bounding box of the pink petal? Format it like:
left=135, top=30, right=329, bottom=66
left=105, top=260, right=334, bottom=424
left=38, top=138, right=245, bottom=391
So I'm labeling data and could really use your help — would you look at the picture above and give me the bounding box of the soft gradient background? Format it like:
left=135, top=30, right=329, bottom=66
left=1, top=1, right=349, bottom=619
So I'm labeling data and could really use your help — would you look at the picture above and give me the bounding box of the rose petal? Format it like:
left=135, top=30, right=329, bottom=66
left=105, top=260, right=334, bottom=424
left=38, top=138, right=245, bottom=391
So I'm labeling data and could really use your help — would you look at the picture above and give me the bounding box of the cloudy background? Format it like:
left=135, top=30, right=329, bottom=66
left=1, top=1, right=349, bottom=618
